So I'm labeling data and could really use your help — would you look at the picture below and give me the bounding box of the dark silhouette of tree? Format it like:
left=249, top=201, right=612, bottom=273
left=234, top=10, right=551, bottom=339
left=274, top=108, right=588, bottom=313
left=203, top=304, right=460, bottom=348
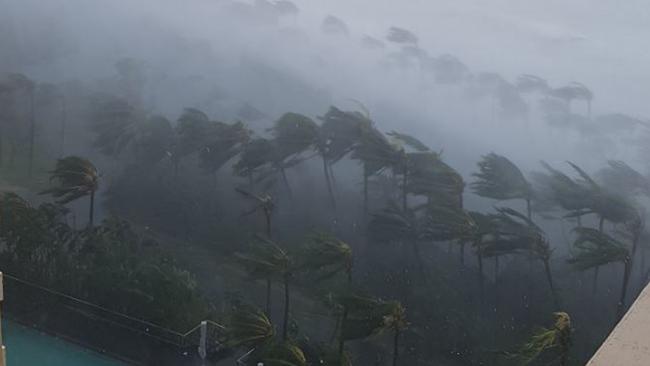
left=472, top=153, right=533, bottom=219
left=236, top=188, right=274, bottom=239
left=548, top=82, right=594, bottom=118
left=386, top=27, right=418, bottom=45
left=568, top=228, right=630, bottom=319
left=321, top=15, right=349, bottom=36
left=41, top=156, right=99, bottom=227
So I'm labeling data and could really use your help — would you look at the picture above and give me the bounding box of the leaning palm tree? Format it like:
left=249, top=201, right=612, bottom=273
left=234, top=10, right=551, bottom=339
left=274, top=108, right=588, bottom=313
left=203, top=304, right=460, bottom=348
left=236, top=188, right=274, bottom=239
left=386, top=131, right=432, bottom=211
left=317, top=107, right=366, bottom=209
left=368, top=202, right=427, bottom=276
left=235, top=238, right=293, bottom=340
left=352, top=123, right=399, bottom=216
left=596, top=160, right=650, bottom=198
left=472, top=153, right=534, bottom=220
left=422, top=203, right=477, bottom=265
left=339, top=295, right=407, bottom=366
left=40, top=156, right=99, bottom=227
left=568, top=228, right=631, bottom=319
left=222, top=304, right=275, bottom=363
left=269, top=112, right=319, bottom=188
left=301, top=233, right=353, bottom=361
left=512, top=312, right=572, bottom=366
left=199, top=120, right=250, bottom=177
left=490, top=207, right=560, bottom=309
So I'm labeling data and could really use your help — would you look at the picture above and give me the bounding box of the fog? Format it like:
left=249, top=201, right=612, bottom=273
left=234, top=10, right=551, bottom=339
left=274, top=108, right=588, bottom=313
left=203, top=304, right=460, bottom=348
left=2, top=1, right=649, bottom=365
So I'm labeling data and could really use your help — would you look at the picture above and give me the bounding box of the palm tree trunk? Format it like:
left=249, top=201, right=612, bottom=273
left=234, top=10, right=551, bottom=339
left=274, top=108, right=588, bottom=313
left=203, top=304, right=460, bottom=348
left=593, top=266, right=600, bottom=296
left=280, top=167, right=293, bottom=198
left=392, top=328, right=400, bottom=366
left=543, top=259, right=560, bottom=309
left=402, top=170, right=408, bottom=212
left=477, top=250, right=484, bottom=306
left=617, top=261, right=632, bottom=320
left=322, top=157, right=336, bottom=209
left=282, top=275, right=290, bottom=341
left=363, top=170, right=369, bottom=218
left=28, top=89, right=35, bottom=177
left=264, top=210, right=272, bottom=239
left=265, top=278, right=272, bottom=317
left=88, top=190, right=95, bottom=227
left=338, top=307, right=349, bottom=361
left=460, top=242, right=465, bottom=266
left=412, top=240, right=425, bottom=278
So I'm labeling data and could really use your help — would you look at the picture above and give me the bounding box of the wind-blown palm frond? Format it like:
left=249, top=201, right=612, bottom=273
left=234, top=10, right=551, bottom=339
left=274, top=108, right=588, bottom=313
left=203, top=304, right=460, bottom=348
left=386, top=131, right=430, bottom=152
left=235, top=237, right=290, bottom=280
left=270, top=113, right=319, bottom=162
left=300, top=233, right=352, bottom=281
left=318, top=107, right=366, bottom=164
left=352, top=125, right=400, bottom=176
left=234, top=138, right=277, bottom=177
left=597, top=160, right=650, bottom=197
left=200, top=120, right=250, bottom=173
left=223, top=305, right=274, bottom=348
left=514, top=312, right=572, bottom=365
left=40, top=157, right=99, bottom=204
left=256, top=341, right=307, bottom=366
left=368, top=203, right=419, bottom=243
left=472, top=153, right=531, bottom=201
left=407, top=152, right=464, bottom=205
left=568, top=228, right=628, bottom=270
left=421, top=204, right=477, bottom=242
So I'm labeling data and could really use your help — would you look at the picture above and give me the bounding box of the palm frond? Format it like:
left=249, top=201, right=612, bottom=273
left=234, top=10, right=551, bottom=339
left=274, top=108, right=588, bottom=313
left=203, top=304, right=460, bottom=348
left=471, top=153, right=531, bottom=200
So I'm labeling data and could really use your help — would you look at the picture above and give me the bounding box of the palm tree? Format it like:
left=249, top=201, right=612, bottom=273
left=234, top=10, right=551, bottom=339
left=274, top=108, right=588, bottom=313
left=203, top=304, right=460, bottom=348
left=368, top=203, right=427, bottom=276
left=40, top=156, right=99, bottom=227
left=199, top=120, right=250, bottom=177
left=549, top=82, right=594, bottom=118
left=568, top=228, right=630, bottom=319
left=488, top=207, right=560, bottom=309
left=233, top=137, right=276, bottom=189
left=339, top=296, right=407, bottom=366
left=317, top=107, right=366, bottom=209
left=301, top=233, right=353, bottom=361
left=235, top=238, right=293, bottom=340
left=422, top=203, right=477, bottom=265
left=596, top=160, right=650, bottom=198
left=386, top=131, right=431, bottom=211
left=352, top=124, right=399, bottom=216
left=170, top=108, right=215, bottom=177
left=268, top=112, right=319, bottom=195
left=236, top=188, right=274, bottom=239
left=472, top=153, right=533, bottom=220
left=513, top=312, right=572, bottom=365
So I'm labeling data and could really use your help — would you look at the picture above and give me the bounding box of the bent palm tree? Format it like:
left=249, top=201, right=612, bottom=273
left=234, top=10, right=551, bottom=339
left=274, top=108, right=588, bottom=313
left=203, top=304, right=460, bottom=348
left=513, top=312, right=572, bottom=366
left=40, top=156, right=99, bottom=227
left=472, top=153, right=533, bottom=220
left=235, top=238, right=293, bottom=340
left=568, top=228, right=630, bottom=319
left=236, top=188, right=274, bottom=239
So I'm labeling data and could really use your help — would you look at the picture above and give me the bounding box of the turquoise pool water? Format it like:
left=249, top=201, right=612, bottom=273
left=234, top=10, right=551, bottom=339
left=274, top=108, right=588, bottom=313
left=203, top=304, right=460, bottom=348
left=3, top=320, right=124, bottom=365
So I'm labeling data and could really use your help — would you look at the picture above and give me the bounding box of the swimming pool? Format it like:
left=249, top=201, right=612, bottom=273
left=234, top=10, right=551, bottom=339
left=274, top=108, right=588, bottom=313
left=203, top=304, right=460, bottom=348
left=3, top=320, right=125, bottom=365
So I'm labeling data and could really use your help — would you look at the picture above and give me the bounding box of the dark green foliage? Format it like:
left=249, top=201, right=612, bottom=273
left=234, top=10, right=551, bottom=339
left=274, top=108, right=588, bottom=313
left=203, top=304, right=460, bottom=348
left=270, top=112, right=319, bottom=162
left=318, top=107, right=367, bottom=164
left=472, top=153, right=532, bottom=201
left=568, top=228, right=628, bottom=271
left=513, top=312, right=572, bottom=365
left=300, top=233, right=353, bottom=282
left=40, top=156, right=99, bottom=204
left=223, top=304, right=274, bottom=348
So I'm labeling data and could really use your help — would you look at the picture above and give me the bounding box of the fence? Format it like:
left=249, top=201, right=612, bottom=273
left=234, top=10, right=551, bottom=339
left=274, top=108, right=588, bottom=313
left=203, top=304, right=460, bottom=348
left=2, top=273, right=228, bottom=365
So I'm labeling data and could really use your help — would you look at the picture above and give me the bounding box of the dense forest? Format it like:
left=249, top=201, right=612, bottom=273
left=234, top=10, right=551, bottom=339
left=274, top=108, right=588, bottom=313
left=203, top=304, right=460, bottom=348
left=2, top=1, right=650, bottom=365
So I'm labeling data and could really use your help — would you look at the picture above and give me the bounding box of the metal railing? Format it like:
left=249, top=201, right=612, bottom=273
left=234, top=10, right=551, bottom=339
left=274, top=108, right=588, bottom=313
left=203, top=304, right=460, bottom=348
left=2, top=272, right=227, bottom=365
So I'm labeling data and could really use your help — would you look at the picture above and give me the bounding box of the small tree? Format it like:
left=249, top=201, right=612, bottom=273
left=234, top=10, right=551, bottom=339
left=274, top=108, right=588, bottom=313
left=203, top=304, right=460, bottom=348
left=41, top=156, right=100, bottom=227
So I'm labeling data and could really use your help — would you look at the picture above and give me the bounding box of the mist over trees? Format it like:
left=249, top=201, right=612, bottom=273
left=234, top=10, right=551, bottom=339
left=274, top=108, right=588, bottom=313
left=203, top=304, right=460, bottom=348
left=2, top=1, right=650, bottom=365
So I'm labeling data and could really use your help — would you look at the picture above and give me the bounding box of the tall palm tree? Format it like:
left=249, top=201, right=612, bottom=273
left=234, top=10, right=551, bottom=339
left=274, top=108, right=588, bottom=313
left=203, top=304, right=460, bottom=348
left=235, top=238, right=293, bottom=340
left=472, top=153, right=534, bottom=220
left=233, top=137, right=276, bottom=189
left=40, top=156, right=99, bottom=227
left=386, top=131, right=431, bottom=211
left=317, top=107, right=366, bottom=209
left=199, top=120, right=250, bottom=177
left=301, top=233, right=353, bottom=361
left=368, top=203, right=427, bottom=276
left=352, top=123, right=399, bottom=217
left=339, top=295, right=407, bottom=366
left=236, top=188, right=274, bottom=239
left=514, top=312, right=572, bottom=366
left=267, top=113, right=319, bottom=196
left=489, top=207, right=560, bottom=309
left=568, top=228, right=630, bottom=319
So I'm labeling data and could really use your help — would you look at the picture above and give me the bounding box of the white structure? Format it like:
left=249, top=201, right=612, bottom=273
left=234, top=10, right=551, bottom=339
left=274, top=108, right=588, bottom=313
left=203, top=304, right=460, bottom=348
left=587, top=284, right=650, bottom=365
